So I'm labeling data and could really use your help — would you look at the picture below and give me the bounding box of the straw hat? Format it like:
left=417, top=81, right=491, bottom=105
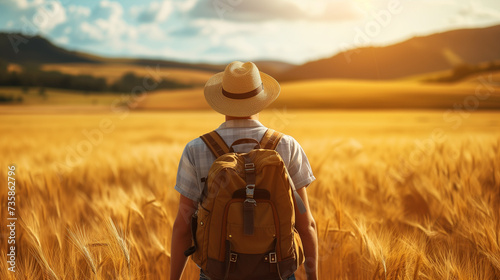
left=204, top=61, right=280, bottom=117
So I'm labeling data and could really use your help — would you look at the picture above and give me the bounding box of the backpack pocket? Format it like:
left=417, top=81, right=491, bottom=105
left=193, top=206, right=211, bottom=268
left=226, top=201, right=277, bottom=254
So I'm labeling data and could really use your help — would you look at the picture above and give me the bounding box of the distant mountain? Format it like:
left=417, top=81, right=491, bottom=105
left=0, top=33, right=226, bottom=72
left=278, top=25, right=500, bottom=81
left=0, top=33, right=293, bottom=76
left=1, top=24, right=499, bottom=81
left=0, top=33, right=97, bottom=65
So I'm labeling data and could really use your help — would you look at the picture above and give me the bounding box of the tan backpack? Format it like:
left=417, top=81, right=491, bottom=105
left=184, top=129, right=306, bottom=280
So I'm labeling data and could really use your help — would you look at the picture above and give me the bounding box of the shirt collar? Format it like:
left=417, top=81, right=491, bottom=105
left=217, top=119, right=265, bottom=129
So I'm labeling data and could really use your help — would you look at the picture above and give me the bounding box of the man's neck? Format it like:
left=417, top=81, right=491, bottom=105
left=225, top=114, right=259, bottom=122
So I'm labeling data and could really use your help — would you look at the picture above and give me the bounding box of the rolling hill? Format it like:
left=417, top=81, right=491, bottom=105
left=0, top=33, right=224, bottom=72
left=277, top=25, right=500, bottom=81
left=0, top=33, right=293, bottom=78
left=1, top=24, right=499, bottom=82
left=0, top=33, right=97, bottom=65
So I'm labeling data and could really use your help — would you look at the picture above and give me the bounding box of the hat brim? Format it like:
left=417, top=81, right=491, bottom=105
left=204, top=71, right=280, bottom=117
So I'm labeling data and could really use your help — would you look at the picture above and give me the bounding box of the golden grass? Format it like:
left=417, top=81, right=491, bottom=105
left=2, top=75, right=499, bottom=111
left=134, top=80, right=500, bottom=110
left=0, top=110, right=499, bottom=279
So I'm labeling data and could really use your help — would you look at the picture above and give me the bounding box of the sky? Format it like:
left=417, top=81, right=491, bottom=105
left=1, top=0, right=499, bottom=64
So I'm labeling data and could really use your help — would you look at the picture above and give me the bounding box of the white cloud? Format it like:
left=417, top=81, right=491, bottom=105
left=291, top=0, right=365, bottom=21
left=35, top=1, right=67, bottom=32
left=4, top=0, right=68, bottom=33
left=459, top=0, right=500, bottom=19
left=91, top=0, right=123, bottom=21
left=174, top=0, right=198, bottom=14
left=183, top=19, right=258, bottom=46
left=72, top=0, right=138, bottom=49
left=449, top=0, right=500, bottom=26
left=79, top=21, right=105, bottom=42
left=12, top=0, right=29, bottom=10
left=135, top=23, right=168, bottom=40
left=187, top=0, right=363, bottom=22
left=130, top=1, right=173, bottom=23
left=64, top=1, right=128, bottom=49
left=68, top=5, right=91, bottom=18
left=54, top=35, right=69, bottom=44
left=178, top=18, right=355, bottom=64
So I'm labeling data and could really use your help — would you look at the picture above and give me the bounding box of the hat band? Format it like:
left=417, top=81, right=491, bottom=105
left=222, top=83, right=263, bottom=100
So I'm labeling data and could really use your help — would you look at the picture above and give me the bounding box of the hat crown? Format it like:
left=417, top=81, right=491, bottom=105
left=222, top=61, right=262, bottom=94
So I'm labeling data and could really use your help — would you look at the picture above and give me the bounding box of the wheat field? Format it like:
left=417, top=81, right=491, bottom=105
left=0, top=110, right=499, bottom=279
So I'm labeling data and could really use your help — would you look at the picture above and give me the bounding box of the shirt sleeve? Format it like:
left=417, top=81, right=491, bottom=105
left=174, top=143, right=202, bottom=202
left=284, top=136, right=316, bottom=189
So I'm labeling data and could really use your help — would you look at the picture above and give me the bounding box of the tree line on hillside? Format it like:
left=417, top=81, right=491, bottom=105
left=0, top=60, right=197, bottom=93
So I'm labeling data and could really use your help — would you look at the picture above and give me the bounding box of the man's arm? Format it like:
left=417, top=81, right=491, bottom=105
left=170, top=194, right=197, bottom=280
left=294, top=185, right=318, bottom=280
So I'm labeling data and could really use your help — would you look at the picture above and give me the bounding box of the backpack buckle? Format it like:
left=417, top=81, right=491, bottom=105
left=269, top=252, right=277, bottom=263
left=246, top=184, right=255, bottom=198
left=244, top=198, right=257, bottom=206
left=230, top=253, right=238, bottom=263
left=244, top=163, right=255, bottom=172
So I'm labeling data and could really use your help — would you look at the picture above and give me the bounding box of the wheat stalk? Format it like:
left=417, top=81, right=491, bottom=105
left=107, top=217, right=131, bottom=280
left=67, top=227, right=98, bottom=279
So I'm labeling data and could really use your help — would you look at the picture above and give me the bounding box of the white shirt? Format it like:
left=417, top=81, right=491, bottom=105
left=174, top=119, right=316, bottom=202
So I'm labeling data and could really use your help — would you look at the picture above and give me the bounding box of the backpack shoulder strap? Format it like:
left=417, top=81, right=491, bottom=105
left=262, top=128, right=307, bottom=214
left=200, top=130, right=230, bottom=158
left=260, top=129, right=284, bottom=150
